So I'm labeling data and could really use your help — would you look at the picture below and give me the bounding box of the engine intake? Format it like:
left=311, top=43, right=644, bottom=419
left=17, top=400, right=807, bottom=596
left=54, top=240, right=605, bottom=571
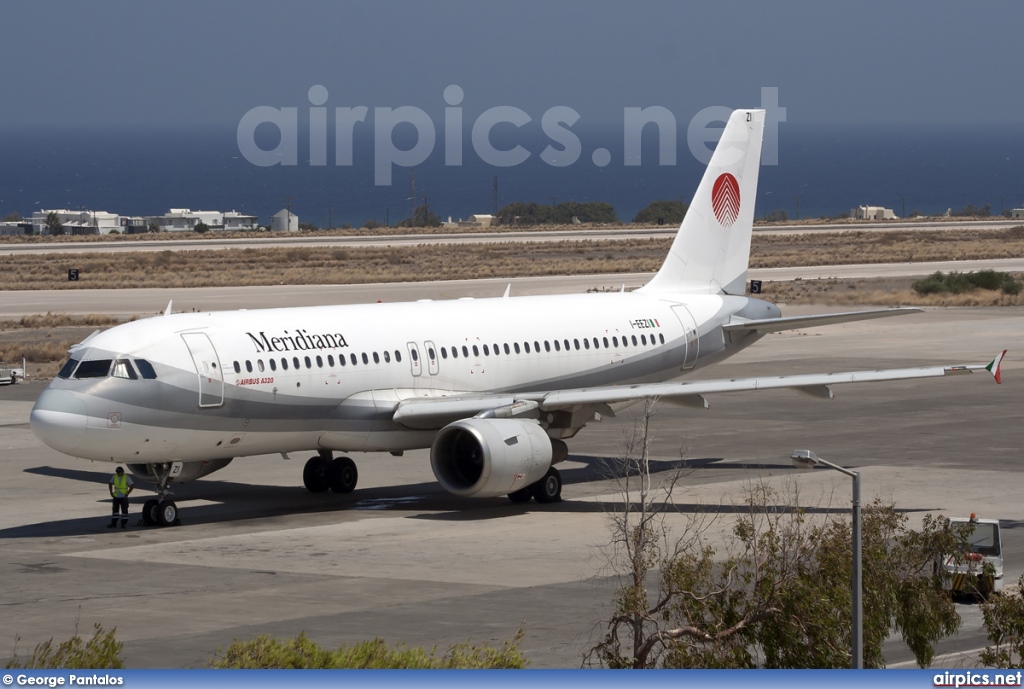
left=430, top=418, right=553, bottom=497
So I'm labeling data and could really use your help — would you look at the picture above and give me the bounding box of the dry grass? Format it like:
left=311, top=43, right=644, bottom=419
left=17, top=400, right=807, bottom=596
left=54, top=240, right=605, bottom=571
left=764, top=275, right=1024, bottom=307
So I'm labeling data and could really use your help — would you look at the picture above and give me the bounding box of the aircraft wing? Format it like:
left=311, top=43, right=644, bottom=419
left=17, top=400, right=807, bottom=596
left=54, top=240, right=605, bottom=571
left=723, top=307, right=921, bottom=335
left=392, top=351, right=1005, bottom=427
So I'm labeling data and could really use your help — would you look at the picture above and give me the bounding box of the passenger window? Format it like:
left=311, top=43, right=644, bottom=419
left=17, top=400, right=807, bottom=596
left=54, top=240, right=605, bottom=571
left=361, top=353, right=369, bottom=364
left=293, top=357, right=300, bottom=369
left=641, top=334, right=647, bottom=346
left=524, top=342, right=530, bottom=354
left=281, top=358, right=289, bottom=370
left=544, top=341, right=550, bottom=352
left=112, top=359, right=138, bottom=380
left=563, top=339, right=570, bottom=350
left=441, top=347, right=448, bottom=359
left=573, top=339, right=580, bottom=351
left=603, top=337, right=609, bottom=348
left=233, top=361, right=241, bottom=374
left=503, top=343, right=510, bottom=355
left=373, top=352, right=380, bottom=364
left=411, top=349, right=419, bottom=361
left=351, top=353, right=357, bottom=365
left=316, top=355, right=323, bottom=368
left=395, top=350, right=402, bottom=363
left=383, top=351, right=390, bottom=363
left=493, top=343, right=499, bottom=355
left=57, top=358, right=80, bottom=379
left=428, top=347, right=436, bottom=360
left=339, top=355, right=346, bottom=367
left=659, top=333, right=665, bottom=344
left=554, top=340, right=561, bottom=352
left=472, top=345, right=479, bottom=357
left=327, top=355, right=334, bottom=367
left=462, top=346, right=469, bottom=357
left=246, top=360, right=253, bottom=373
left=583, top=339, right=590, bottom=350
left=534, top=341, right=540, bottom=352
left=270, top=358, right=277, bottom=371
left=513, top=343, right=521, bottom=354
left=483, top=344, right=490, bottom=356
left=257, top=360, right=265, bottom=372
left=632, top=335, right=638, bottom=346
left=304, top=356, right=312, bottom=369
left=613, top=336, right=619, bottom=347
left=452, top=347, right=459, bottom=359
left=134, top=359, right=158, bottom=379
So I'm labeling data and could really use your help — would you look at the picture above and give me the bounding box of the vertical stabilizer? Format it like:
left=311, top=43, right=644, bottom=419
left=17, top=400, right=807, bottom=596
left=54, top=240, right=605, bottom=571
left=640, top=109, right=765, bottom=296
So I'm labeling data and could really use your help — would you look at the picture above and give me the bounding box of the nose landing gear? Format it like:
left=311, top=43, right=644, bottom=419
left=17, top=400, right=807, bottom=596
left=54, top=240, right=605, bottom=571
left=141, top=463, right=180, bottom=527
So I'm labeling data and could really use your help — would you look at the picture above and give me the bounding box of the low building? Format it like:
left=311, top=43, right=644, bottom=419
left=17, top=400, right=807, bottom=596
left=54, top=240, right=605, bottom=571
left=1011, top=208, right=1024, bottom=220
left=223, top=210, right=258, bottom=231
left=851, top=205, right=897, bottom=221
left=31, top=209, right=121, bottom=235
left=442, top=213, right=497, bottom=229
left=147, top=209, right=222, bottom=232
left=271, top=208, right=298, bottom=232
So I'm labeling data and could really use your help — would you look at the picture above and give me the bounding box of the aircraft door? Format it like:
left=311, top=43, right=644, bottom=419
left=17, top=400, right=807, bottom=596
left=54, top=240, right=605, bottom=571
left=180, top=332, right=224, bottom=407
left=407, top=342, right=422, bottom=377
left=670, top=305, right=699, bottom=370
left=424, top=340, right=439, bottom=375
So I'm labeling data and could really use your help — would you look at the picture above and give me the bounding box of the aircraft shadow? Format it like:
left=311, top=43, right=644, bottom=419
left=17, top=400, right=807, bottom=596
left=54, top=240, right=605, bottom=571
left=4, top=457, right=937, bottom=537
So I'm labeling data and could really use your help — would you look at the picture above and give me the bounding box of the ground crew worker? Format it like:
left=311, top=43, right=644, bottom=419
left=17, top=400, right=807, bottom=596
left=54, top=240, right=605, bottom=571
left=108, top=466, right=134, bottom=528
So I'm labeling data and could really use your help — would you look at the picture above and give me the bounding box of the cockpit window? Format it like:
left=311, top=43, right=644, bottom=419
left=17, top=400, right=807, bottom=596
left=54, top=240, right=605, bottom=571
left=57, top=358, right=80, bottom=379
left=135, top=359, right=158, bottom=379
left=74, top=359, right=113, bottom=379
left=112, top=359, right=138, bottom=380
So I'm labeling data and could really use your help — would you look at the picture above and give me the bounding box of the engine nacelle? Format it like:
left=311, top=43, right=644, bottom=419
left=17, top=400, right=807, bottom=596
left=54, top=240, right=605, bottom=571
left=127, top=458, right=233, bottom=483
left=430, top=418, right=552, bottom=498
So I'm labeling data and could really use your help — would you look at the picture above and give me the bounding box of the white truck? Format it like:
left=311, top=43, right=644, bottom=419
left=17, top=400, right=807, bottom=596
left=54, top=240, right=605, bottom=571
left=937, top=514, right=1004, bottom=598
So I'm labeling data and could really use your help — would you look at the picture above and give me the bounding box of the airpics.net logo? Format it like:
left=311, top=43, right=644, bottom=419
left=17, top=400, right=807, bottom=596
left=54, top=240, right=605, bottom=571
left=237, top=86, right=786, bottom=186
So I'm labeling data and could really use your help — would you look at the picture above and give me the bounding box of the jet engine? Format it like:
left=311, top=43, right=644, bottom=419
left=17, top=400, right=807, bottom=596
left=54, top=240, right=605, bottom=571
left=127, top=457, right=233, bottom=483
left=430, top=418, right=553, bottom=497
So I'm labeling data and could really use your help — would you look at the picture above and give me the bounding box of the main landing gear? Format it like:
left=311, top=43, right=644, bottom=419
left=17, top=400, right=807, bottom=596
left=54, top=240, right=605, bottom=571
left=507, top=466, right=562, bottom=504
left=141, top=463, right=180, bottom=527
left=303, top=450, right=359, bottom=494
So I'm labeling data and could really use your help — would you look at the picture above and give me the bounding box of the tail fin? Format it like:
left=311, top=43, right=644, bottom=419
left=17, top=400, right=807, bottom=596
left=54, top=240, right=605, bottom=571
left=640, top=109, right=765, bottom=296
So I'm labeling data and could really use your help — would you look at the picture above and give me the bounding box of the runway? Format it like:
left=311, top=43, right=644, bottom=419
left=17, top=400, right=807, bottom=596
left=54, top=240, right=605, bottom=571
left=0, top=301, right=1020, bottom=668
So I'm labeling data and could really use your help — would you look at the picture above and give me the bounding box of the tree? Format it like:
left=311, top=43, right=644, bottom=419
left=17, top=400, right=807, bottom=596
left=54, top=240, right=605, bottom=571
left=496, top=201, right=618, bottom=225
left=193, top=221, right=210, bottom=234
left=398, top=204, right=442, bottom=228
left=586, top=402, right=963, bottom=668
left=3, top=212, right=20, bottom=222
left=45, top=212, right=64, bottom=236
left=633, top=201, right=687, bottom=226
left=363, top=219, right=380, bottom=230
left=980, top=574, right=1024, bottom=667
left=761, top=209, right=789, bottom=223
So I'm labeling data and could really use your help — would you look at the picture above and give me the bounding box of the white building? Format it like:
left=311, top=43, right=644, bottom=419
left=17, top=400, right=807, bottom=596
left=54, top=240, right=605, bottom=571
left=851, top=205, right=897, bottom=221
left=1011, top=208, right=1024, bottom=220
left=145, top=209, right=257, bottom=232
left=271, top=208, right=298, bottom=232
left=31, top=209, right=121, bottom=235
left=443, top=213, right=497, bottom=229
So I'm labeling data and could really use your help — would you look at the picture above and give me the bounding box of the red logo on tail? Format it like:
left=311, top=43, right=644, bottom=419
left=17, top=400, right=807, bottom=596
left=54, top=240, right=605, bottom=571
left=711, top=173, right=740, bottom=227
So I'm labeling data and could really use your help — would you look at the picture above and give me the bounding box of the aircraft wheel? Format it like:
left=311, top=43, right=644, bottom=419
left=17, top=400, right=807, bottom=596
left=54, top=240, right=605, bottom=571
left=142, top=498, right=159, bottom=526
left=303, top=456, right=330, bottom=492
left=156, top=500, right=178, bottom=527
left=326, top=457, right=358, bottom=494
left=531, top=467, right=562, bottom=504
left=507, top=487, right=533, bottom=504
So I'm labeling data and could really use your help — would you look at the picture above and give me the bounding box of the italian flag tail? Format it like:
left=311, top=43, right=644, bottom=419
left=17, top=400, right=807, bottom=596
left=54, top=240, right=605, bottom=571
left=986, top=349, right=1007, bottom=384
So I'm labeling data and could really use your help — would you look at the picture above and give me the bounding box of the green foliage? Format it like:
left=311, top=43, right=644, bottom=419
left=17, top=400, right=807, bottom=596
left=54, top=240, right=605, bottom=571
left=760, top=209, right=788, bottom=223
left=5, top=624, right=124, bottom=669
left=398, top=204, right=442, bottom=228
left=193, top=221, right=210, bottom=234
left=633, top=200, right=687, bottom=226
left=363, top=219, right=380, bottom=229
left=980, top=574, right=1024, bottom=667
left=148, top=222, right=160, bottom=233
left=2, top=212, right=21, bottom=222
left=497, top=201, right=618, bottom=225
left=589, top=482, right=963, bottom=669
left=951, top=203, right=992, bottom=217
left=913, top=271, right=1021, bottom=296
left=45, top=212, right=64, bottom=236
left=212, top=628, right=527, bottom=669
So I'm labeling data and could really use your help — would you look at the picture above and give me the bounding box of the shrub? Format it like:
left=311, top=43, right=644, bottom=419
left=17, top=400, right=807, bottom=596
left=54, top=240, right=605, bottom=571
left=5, top=624, right=124, bottom=669
left=211, top=628, right=527, bottom=669
left=913, top=270, right=1020, bottom=296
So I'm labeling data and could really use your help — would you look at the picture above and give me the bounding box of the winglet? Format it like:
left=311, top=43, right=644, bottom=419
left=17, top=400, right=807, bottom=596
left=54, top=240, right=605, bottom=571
left=503, top=284, right=511, bottom=299
left=164, top=300, right=173, bottom=317
left=986, top=349, right=1007, bottom=384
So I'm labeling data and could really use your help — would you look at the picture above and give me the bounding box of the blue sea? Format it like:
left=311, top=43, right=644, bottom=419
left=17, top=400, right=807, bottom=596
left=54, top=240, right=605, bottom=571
left=1, top=121, right=1022, bottom=228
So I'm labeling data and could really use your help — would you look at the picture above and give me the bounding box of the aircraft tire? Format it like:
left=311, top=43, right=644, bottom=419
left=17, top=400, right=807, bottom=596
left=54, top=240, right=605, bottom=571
left=507, top=487, right=533, bottom=503
left=326, top=457, right=358, bottom=494
left=531, top=467, right=562, bottom=504
left=142, top=498, right=159, bottom=526
left=156, top=500, right=178, bottom=527
left=303, top=456, right=330, bottom=493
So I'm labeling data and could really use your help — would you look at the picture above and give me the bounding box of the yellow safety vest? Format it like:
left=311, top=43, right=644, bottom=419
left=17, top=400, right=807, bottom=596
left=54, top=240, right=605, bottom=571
left=112, top=474, right=129, bottom=496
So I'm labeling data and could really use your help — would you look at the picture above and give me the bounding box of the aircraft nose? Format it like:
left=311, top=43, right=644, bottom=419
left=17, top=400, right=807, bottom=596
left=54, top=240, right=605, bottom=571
left=30, top=389, right=87, bottom=455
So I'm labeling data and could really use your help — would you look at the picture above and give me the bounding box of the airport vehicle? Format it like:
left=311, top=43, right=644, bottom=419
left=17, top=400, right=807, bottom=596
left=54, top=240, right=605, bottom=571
left=937, top=514, right=1004, bottom=598
left=29, top=109, right=1005, bottom=526
left=0, top=359, right=25, bottom=385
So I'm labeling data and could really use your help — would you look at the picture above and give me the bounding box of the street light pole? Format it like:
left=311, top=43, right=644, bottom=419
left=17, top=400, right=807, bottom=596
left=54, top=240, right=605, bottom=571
left=791, top=449, right=862, bottom=669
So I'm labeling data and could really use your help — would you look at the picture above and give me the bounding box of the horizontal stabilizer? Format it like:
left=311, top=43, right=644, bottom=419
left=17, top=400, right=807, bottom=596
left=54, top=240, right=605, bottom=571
left=723, top=307, right=921, bottom=335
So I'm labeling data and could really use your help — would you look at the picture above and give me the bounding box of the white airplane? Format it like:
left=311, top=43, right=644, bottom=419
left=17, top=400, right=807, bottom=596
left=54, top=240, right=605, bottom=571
left=30, top=109, right=1004, bottom=526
